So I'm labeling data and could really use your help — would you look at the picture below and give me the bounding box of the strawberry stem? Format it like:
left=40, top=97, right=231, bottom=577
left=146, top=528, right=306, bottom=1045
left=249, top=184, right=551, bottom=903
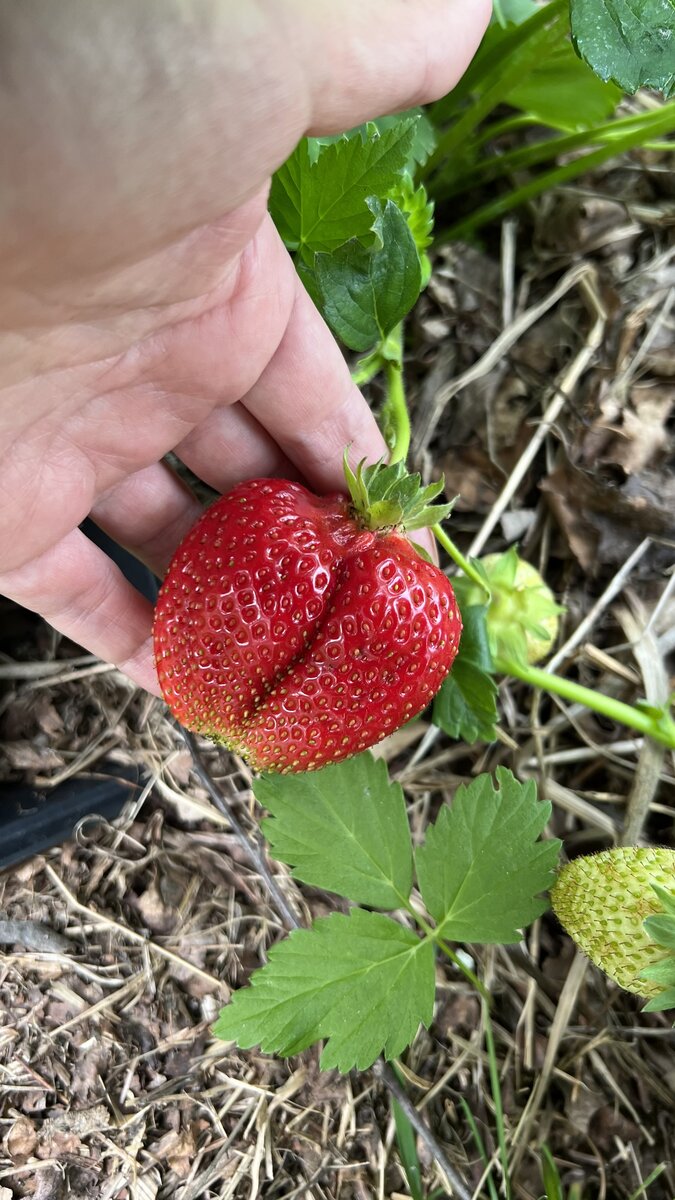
left=382, top=325, right=410, bottom=465
left=435, top=937, right=492, bottom=1003
left=433, top=523, right=492, bottom=600
left=498, top=656, right=675, bottom=750
left=375, top=324, right=490, bottom=596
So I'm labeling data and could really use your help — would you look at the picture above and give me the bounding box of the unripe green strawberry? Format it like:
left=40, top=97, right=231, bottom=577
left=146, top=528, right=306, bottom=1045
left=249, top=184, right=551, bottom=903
left=154, top=458, right=462, bottom=774
left=456, top=547, right=562, bottom=666
left=551, top=847, right=675, bottom=1000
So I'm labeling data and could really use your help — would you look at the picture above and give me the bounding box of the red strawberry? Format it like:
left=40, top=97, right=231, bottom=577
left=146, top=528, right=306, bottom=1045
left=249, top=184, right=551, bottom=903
left=153, top=458, right=462, bottom=773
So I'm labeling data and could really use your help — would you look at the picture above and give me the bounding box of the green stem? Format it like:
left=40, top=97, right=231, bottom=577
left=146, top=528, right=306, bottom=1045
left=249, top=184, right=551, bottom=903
left=436, top=937, right=492, bottom=1004
left=433, top=524, right=491, bottom=599
left=482, top=1001, right=511, bottom=1200
left=435, top=104, right=675, bottom=201
left=497, top=656, right=675, bottom=750
left=438, top=104, right=675, bottom=243
left=471, top=112, right=542, bottom=151
left=435, top=938, right=510, bottom=1195
left=385, top=365, right=410, bottom=465
left=382, top=324, right=410, bottom=465
left=351, top=354, right=383, bottom=388
left=408, top=905, right=437, bottom=940
left=423, top=0, right=567, bottom=169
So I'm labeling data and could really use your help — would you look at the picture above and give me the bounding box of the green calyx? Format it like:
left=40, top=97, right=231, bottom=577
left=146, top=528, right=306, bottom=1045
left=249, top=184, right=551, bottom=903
left=456, top=547, right=563, bottom=666
left=343, top=453, right=455, bottom=534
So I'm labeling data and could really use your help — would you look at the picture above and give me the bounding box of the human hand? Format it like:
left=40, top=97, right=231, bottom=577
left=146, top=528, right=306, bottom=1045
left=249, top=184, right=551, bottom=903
left=0, top=0, right=490, bottom=693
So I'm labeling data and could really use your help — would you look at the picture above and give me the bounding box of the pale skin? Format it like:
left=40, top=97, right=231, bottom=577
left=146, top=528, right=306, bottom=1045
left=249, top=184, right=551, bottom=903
left=0, top=0, right=491, bottom=694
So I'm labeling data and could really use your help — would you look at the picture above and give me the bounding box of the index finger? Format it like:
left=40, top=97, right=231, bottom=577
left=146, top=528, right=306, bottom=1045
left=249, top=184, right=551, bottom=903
left=240, top=238, right=437, bottom=558
left=240, top=237, right=386, bottom=494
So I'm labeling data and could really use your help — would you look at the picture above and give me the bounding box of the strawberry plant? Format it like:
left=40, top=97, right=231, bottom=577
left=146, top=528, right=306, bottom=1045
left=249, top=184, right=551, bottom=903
left=424, top=0, right=675, bottom=241
left=151, top=9, right=675, bottom=1169
left=213, top=758, right=560, bottom=1071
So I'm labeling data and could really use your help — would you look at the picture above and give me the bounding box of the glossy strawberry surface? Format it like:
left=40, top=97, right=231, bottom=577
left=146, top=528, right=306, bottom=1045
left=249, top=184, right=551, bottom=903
left=154, top=478, right=461, bottom=772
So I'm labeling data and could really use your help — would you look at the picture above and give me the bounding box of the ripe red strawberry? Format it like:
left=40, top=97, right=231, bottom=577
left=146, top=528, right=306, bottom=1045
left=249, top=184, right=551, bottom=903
left=154, top=458, right=462, bottom=773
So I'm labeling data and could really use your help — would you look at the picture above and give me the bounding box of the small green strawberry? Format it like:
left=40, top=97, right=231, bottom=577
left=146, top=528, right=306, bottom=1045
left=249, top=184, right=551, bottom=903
left=455, top=547, right=563, bottom=666
left=551, top=847, right=675, bottom=1009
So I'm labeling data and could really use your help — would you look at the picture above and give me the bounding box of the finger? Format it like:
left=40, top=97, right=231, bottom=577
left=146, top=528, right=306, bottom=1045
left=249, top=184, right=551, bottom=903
left=175, top=399, right=299, bottom=495
left=90, top=461, right=203, bottom=577
left=90, top=404, right=300, bottom=578
left=302, top=0, right=492, bottom=133
left=0, top=529, right=160, bottom=694
left=242, top=253, right=387, bottom=494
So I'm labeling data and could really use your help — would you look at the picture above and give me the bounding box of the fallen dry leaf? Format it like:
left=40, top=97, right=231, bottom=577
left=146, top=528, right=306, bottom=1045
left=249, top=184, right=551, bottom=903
left=3, top=742, right=64, bottom=772
left=133, top=877, right=177, bottom=935
left=150, top=1127, right=197, bottom=1179
left=582, top=383, right=673, bottom=475
left=5, top=1115, right=37, bottom=1160
left=541, top=462, right=675, bottom=572
left=36, top=1129, right=83, bottom=1159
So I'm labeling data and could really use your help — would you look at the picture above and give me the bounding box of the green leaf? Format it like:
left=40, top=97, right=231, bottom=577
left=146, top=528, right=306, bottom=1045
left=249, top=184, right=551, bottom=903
left=643, top=913, right=675, bottom=950
left=643, top=986, right=675, bottom=1012
left=213, top=909, right=435, bottom=1072
left=540, top=1145, right=565, bottom=1200
left=652, top=883, right=675, bottom=917
left=415, top=768, right=560, bottom=944
left=506, top=37, right=622, bottom=130
left=493, top=0, right=539, bottom=24
left=269, top=119, right=416, bottom=254
left=374, top=109, right=437, bottom=170
left=313, top=200, right=422, bottom=351
left=570, top=0, right=675, bottom=97
left=388, top=175, right=435, bottom=287
left=257, top=752, right=413, bottom=911
left=430, top=0, right=568, bottom=127
left=392, top=1083, right=425, bottom=1200
left=640, top=956, right=675, bottom=986
left=433, top=605, right=499, bottom=744
left=313, top=109, right=436, bottom=172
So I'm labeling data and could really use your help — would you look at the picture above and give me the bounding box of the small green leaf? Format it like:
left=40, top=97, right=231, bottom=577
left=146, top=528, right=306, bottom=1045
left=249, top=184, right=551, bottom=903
left=257, top=752, right=413, bottom=910
left=313, top=200, right=422, bottom=351
left=433, top=605, right=499, bottom=744
left=494, top=0, right=539, bottom=24
left=652, top=883, right=675, bottom=917
left=375, top=109, right=437, bottom=170
left=570, top=0, right=675, bottom=97
left=387, top=175, right=435, bottom=286
left=269, top=120, right=416, bottom=255
left=640, top=956, right=675, bottom=986
left=540, top=1145, right=565, bottom=1200
left=344, top=457, right=454, bottom=533
left=643, top=913, right=675, bottom=950
left=415, top=768, right=560, bottom=944
left=214, top=909, right=435, bottom=1072
left=392, top=1081, right=425, bottom=1200
left=506, top=37, right=622, bottom=129
left=643, top=985, right=675, bottom=1012
left=313, top=109, right=436, bottom=172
